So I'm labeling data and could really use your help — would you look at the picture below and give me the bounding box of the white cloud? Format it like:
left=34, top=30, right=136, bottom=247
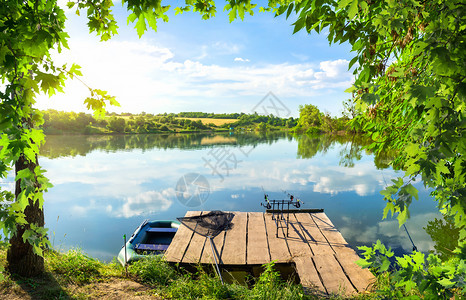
left=234, top=57, right=250, bottom=62
left=318, top=59, right=348, bottom=78
left=35, top=38, right=354, bottom=115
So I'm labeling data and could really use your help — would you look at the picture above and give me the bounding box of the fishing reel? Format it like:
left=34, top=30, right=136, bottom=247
left=260, top=194, right=272, bottom=209
left=294, top=198, right=302, bottom=208
left=288, top=194, right=303, bottom=208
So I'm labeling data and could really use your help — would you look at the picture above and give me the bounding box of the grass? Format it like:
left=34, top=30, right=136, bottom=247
left=46, top=249, right=105, bottom=284
left=0, top=243, right=393, bottom=300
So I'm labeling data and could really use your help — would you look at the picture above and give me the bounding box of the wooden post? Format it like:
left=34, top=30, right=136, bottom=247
left=123, top=234, right=128, bottom=277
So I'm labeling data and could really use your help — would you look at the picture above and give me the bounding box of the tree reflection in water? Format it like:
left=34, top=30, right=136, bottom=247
left=424, top=217, right=462, bottom=261
left=39, top=132, right=290, bottom=158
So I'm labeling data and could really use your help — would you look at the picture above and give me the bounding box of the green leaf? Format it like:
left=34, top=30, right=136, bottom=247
left=356, top=258, right=371, bottom=268
left=383, top=202, right=395, bottom=219
left=293, top=17, right=305, bottom=34
left=32, top=244, right=43, bottom=256
left=69, top=64, right=82, bottom=78
left=228, top=6, right=237, bottom=23
left=438, top=278, right=455, bottom=288
left=404, top=184, right=419, bottom=201
left=361, top=93, right=379, bottom=104
left=404, top=143, right=419, bottom=157
left=337, top=0, right=352, bottom=10
left=412, top=251, right=425, bottom=265
left=135, top=14, right=147, bottom=38
left=437, top=162, right=450, bottom=175
left=397, top=208, right=409, bottom=226
left=15, top=168, right=34, bottom=181
left=286, top=3, right=294, bottom=19
left=348, top=0, right=359, bottom=19
left=405, top=163, right=420, bottom=176
left=22, top=229, right=33, bottom=243
left=344, top=86, right=356, bottom=93
left=380, top=256, right=391, bottom=272
left=348, top=55, right=358, bottom=70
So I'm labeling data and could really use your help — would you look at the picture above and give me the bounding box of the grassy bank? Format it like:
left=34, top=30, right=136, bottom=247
left=0, top=243, right=387, bottom=300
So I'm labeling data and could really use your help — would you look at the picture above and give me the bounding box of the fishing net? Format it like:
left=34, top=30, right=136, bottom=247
left=177, top=211, right=235, bottom=238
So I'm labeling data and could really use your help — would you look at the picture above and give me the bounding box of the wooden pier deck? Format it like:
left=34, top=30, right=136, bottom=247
left=164, top=211, right=374, bottom=296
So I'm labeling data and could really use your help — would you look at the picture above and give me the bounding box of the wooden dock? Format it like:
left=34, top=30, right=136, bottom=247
left=164, top=211, right=374, bottom=296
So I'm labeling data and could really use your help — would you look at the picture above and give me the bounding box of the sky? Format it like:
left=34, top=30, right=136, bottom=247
left=35, top=3, right=356, bottom=117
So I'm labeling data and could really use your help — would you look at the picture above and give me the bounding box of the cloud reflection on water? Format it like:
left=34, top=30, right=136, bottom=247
left=339, top=212, right=440, bottom=254
left=117, top=189, right=174, bottom=218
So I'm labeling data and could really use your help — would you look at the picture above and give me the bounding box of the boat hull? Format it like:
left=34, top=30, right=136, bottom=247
left=118, top=220, right=180, bottom=266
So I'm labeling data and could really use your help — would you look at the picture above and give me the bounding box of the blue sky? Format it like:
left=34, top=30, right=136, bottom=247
left=35, top=3, right=355, bottom=117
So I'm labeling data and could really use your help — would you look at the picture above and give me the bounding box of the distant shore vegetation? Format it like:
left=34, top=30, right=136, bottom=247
left=39, top=106, right=350, bottom=135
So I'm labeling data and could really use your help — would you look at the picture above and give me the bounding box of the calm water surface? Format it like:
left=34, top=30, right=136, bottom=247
left=4, top=133, right=442, bottom=261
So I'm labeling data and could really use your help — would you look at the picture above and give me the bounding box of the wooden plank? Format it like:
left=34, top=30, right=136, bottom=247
left=293, top=256, right=326, bottom=295
left=263, top=213, right=291, bottom=263
left=334, top=252, right=375, bottom=293
left=246, top=212, right=271, bottom=265
left=285, top=214, right=314, bottom=259
left=266, top=209, right=324, bottom=213
left=164, top=211, right=199, bottom=263
left=312, top=254, right=356, bottom=296
left=311, top=213, right=374, bottom=292
left=221, top=211, right=247, bottom=265
left=294, top=213, right=334, bottom=255
left=181, top=211, right=207, bottom=264
left=200, top=230, right=226, bottom=264
left=311, top=212, right=348, bottom=248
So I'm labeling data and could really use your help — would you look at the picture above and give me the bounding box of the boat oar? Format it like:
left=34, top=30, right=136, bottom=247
left=123, top=234, right=128, bottom=277
left=208, top=236, right=224, bottom=285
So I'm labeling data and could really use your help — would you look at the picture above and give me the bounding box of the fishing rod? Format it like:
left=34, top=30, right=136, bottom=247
left=403, top=224, right=418, bottom=252
left=260, top=186, right=272, bottom=209
left=281, top=189, right=304, bottom=208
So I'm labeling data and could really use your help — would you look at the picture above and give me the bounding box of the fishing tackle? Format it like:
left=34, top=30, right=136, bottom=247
left=282, top=190, right=304, bottom=208
left=260, top=186, right=272, bottom=209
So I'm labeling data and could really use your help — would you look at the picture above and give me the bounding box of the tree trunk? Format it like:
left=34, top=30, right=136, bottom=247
left=7, top=154, right=45, bottom=277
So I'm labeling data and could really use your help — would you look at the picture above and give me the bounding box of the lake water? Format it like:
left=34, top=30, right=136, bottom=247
left=2, top=132, right=442, bottom=261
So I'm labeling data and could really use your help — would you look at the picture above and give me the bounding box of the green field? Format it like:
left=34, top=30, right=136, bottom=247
left=175, top=117, right=237, bottom=126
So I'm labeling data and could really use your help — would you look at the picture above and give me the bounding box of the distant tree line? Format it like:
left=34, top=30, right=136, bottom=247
left=41, top=110, right=212, bottom=134
left=230, top=113, right=297, bottom=127
left=40, top=107, right=349, bottom=135
left=176, top=112, right=241, bottom=119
